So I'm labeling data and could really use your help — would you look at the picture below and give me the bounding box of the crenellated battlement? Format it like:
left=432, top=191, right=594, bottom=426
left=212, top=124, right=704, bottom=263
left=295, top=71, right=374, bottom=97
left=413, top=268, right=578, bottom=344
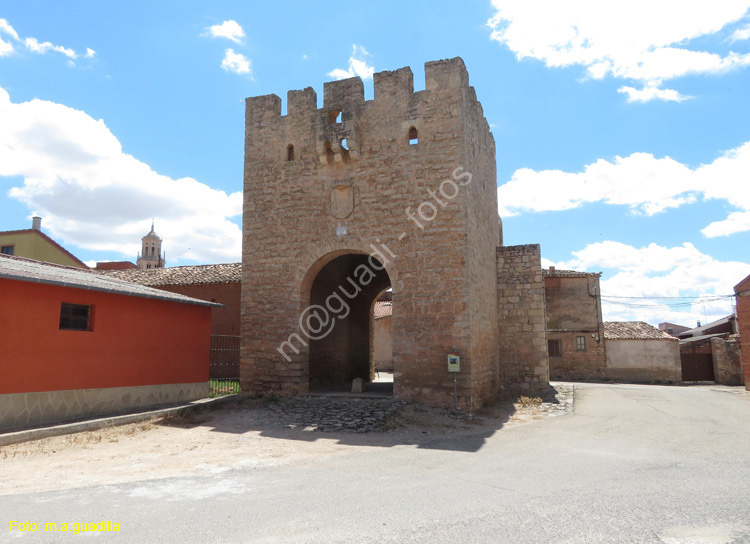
left=287, top=87, right=317, bottom=117
left=373, top=67, right=414, bottom=101
left=245, top=57, right=473, bottom=125
left=323, top=77, right=365, bottom=110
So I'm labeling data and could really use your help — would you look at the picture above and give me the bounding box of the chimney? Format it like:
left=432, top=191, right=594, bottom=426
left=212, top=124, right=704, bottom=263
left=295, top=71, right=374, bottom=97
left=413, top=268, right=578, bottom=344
left=32, top=216, right=42, bottom=231
left=549, top=266, right=556, bottom=273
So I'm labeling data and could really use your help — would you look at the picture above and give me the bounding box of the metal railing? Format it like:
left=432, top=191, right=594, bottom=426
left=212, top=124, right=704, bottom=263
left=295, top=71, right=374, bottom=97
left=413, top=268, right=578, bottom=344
left=210, top=335, right=240, bottom=396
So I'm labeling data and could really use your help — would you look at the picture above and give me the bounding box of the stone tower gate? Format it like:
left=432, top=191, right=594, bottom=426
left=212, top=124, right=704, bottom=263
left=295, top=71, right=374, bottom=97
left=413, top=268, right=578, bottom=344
left=241, top=58, right=548, bottom=410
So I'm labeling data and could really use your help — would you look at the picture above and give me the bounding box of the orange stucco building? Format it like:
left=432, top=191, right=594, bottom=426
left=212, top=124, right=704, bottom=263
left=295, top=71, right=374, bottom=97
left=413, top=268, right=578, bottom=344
left=0, top=254, right=219, bottom=431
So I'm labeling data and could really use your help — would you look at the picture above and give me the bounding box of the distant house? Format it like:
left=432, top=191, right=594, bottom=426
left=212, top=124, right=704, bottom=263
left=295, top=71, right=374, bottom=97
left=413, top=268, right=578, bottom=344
left=95, top=261, right=139, bottom=271
left=0, top=254, right=219, bottom=431
left=102, top=263, right=241, bottom=336
left=658, top=322, right=690, bottom=336
left=0, top=217, right=88, bottom=269
left=676, top=314, right=742, bottom=385
left=735, top=274, right=750, bottom=391
left=676, top=315, right=737, bottom=340
left=604, top=322, right=681, bottom=383
left=544, top=267, right=606, bottom=381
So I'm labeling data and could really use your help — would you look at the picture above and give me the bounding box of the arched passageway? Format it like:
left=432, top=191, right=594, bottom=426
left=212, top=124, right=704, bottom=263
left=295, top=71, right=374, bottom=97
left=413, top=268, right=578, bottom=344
left=307, top=253, right=391, bottom=391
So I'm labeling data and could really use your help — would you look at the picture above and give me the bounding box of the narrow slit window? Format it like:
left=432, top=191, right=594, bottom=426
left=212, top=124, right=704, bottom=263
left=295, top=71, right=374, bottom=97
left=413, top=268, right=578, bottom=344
left=340, top=139, right=350, bottom=162
left=409, top=126, right=418, bottom=145
left=325, top=141, right=335, bottom=165
left=287, top=144, right=295, bottom=161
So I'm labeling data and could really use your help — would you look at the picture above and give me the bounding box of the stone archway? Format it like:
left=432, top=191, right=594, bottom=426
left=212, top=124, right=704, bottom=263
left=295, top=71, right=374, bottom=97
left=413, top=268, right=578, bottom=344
left=304, top=252, right=391, bottom=391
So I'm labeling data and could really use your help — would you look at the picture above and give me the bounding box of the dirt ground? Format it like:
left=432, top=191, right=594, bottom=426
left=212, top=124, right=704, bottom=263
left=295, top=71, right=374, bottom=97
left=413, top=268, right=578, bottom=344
left=0, top=387, right=573, bottom=496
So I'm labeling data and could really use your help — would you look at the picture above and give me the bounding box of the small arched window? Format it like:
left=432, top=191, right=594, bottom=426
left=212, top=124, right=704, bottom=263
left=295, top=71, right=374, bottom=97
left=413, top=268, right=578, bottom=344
left=287, top=144, right=295, bottom=161
left=409, top=126, right=418, bottom=145
left=324, top=141, right=334, bottom=165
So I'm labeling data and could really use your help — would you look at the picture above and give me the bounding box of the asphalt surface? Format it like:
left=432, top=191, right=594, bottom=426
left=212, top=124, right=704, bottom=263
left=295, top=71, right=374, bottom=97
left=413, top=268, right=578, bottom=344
left=3, top=382, right=750, bottom=543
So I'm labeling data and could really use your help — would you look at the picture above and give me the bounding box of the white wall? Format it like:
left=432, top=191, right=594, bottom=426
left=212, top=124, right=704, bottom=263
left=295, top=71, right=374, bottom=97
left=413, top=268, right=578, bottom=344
left=605, top=339, right=681, bottom=382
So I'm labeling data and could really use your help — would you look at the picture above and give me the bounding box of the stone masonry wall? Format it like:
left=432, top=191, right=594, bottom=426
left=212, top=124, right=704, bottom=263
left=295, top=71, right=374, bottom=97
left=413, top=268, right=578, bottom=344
left=241, top=58, right=501, bottom=409
left=711, top=337, right=744, bottom=386
left=496, top=244, right=549, bottom=392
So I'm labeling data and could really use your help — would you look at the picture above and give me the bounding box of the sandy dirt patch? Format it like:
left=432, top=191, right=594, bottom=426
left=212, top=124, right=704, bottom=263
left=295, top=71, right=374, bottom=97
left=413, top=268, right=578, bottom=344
left=0, top=386, right=573, bottom=495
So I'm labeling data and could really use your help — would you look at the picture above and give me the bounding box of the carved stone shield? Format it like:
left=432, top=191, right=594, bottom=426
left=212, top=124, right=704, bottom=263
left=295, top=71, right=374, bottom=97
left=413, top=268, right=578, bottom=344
left=330, top=185, right=354, bottom=219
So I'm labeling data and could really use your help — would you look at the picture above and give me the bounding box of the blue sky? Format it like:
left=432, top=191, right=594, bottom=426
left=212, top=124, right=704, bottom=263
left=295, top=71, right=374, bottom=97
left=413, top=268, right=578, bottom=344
left=1, top=1, right=749, bottom=326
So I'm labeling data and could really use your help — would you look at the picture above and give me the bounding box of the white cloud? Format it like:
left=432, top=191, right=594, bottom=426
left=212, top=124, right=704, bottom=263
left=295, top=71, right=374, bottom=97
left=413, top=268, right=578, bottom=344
left=702, top=211, right=750, bottom=238
left=487, top=0, right=750, bottom=100
left=205, top=20, right=245, bottom=43
left=221, top=48, right=251, bottom=75
left=85, top=48, right=96, bottom=58
left=0, top=18, right=93, bottom=63
left=730, top=23, right=750, bottom=41
left=617, top=85, right=692, bottom=103
left=25, top=37, right=76, bottom=59
left=498, top=141, right=750, bottom=237
left=328, top=45, right=375, bottom=80
left=0, top=86, right=242, bottom=264
left=0, top=18, right=19, bottom=41
left=550, top=241, right=750, bottom=325
left=0, top=37, right=12, bottom=56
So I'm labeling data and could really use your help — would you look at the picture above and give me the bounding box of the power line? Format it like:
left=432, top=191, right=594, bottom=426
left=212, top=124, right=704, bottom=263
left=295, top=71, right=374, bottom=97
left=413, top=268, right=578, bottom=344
left=600, top=294, right=735, bottom=300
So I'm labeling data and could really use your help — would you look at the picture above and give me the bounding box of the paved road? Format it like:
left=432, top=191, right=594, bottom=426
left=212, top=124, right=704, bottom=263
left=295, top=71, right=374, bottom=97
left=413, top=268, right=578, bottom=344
left=3, top=383, right=750, bottom=543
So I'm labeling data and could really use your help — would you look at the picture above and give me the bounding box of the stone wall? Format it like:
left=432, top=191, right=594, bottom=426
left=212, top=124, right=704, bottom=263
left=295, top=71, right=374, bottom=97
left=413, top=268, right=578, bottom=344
left=545, top=274, right=606, bottom=380
left=0, top=383, right=208, bottom=432
left=496, top=244, right=549, bottom=392
left=711, top=337, right=744, bottom=386
left=241, top=58, right=503, bottom=409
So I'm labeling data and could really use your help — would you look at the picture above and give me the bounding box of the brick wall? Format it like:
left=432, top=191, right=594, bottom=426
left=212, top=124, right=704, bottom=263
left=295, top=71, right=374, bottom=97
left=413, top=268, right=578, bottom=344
left=734, top=278, right=750, bottom=390
left=496, top=244, right=549, bottom=392
left=545, top=275, right=606, bottom=380
left=548, top=332, right=607, bottom=381
left=680, top=339, right=713, bottom=356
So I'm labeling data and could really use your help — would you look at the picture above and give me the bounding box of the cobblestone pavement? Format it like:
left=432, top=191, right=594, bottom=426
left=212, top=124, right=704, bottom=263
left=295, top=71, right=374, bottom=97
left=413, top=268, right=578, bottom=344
left=260, top=397, right=406, bottom=433
left=254, top=384, right=575, bottom=433
left=538, top=383, right=575, bottom=417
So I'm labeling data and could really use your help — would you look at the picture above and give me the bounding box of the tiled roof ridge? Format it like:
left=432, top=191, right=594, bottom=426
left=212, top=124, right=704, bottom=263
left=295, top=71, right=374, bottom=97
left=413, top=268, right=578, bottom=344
left=543, top=268, right=601, bottom=277
left=604, top=321, right=678, bottom=341
left=101, top=262, right=242, bottom=286
left=0, top=254, right=221, bottom=307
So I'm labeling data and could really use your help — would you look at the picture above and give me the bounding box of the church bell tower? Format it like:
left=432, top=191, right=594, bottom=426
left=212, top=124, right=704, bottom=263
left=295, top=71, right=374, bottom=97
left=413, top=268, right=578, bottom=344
left=136, top=220, right=165, bottom=270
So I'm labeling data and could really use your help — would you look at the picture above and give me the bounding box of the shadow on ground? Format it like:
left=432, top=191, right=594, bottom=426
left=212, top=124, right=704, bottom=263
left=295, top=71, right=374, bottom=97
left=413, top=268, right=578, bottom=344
left=155, top=385, right=571, bottom=454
